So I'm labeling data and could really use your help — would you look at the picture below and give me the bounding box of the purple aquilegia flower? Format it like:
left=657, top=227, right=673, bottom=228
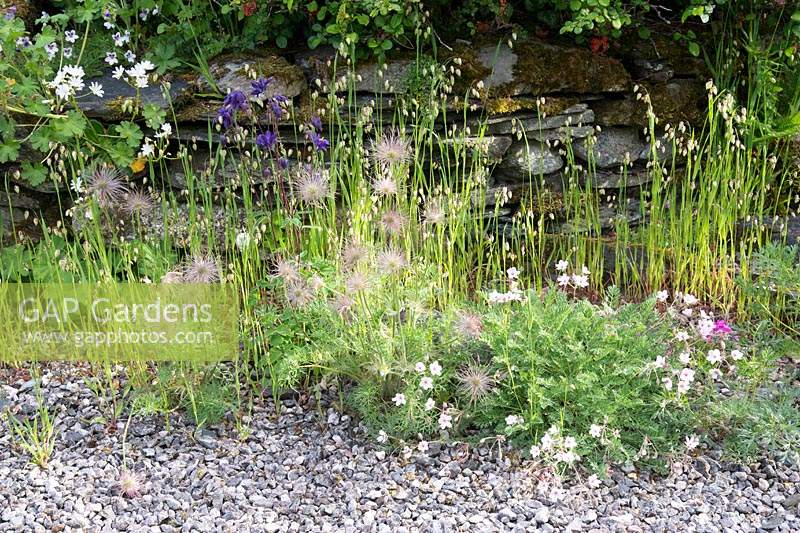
left=712, top=320, right=733, bottom=336
left=266, top=94, right=288, bottom=120
left=217, top=106, right=234, bottom=129
left=307, top=131, right=329, bottom=152
left=310, top=116, right=323, bottom=132
left=278, top=157, right=289, bottom=170
left=251, top=77, right=273, bottom=97
left=256, top=130, right=278, bottom=151
left=223, top=90, right=248, bottom=112
left=4, top=6, right=16, bottom=20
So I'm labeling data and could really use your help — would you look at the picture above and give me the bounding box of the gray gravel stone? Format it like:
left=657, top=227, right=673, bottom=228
left=1, top=368, right=797, bottom=532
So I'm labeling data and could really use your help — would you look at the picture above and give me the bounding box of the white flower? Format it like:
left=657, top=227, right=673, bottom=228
left=685, top=434, right=700, bottom=450
left=572, top=274, right=589, bottom=288
left=424, top=398, right=436, bottom=411
left=654, top=356, right=666, bottom=368
left=681, top=308, right=693, bottom=317
left=62, top=47, right=73, bottom=58
left=376, top=430, right=388, bottom=443
left=64, top=30, right=79, bottom=43
left=155, top=122, right=172, bottom=139
left=235, top=232, right=251, bottom=250
left=675, top=331, right=690, bottom=342
left=420, top=377, right=433, bottom=391
left=417, top=440, right=429, bottom=453
left=392, top=393, right=406, bottom=406
left=655, top=290, right=669, bottom=302
left=581, top=266, right=590, bottom=275
left=507, top=267, right=521, bottom=280
left=697, top=318, right=715, bottom=338
left=730, top=349, right=743, bottom=361
left=48, top=64, right=85, bottom=100
left=540, top=433, right=554, bottom=451
left=557, top=274, right=570, bottom=287
left=563, top=436, right=577, bottom=449
left=429, top=361, right=442, bottom=376
left=709, top=368, right=722, bottom=380
left=586, top=474, right=601, bottom=489
left=438, top=412, right=453, bottom=430
left=706, top=349, right=722, bottom=364
left=505, top=414, right=523, bottom=427
left=679, top=351, right=692, bottom=364
left=112, top=66, right=125, bottom=79
left=124, top=50, right=136, bottom=63
left=104, top=52, right=118, bottom=65
left=679, top=368, right=695, bottom=382
left=589, top=424, right=603, bottom=438
left=529, top=445, right=541, bottom=458
left=555, top=260, right=569, bottom=272
left=138, top=59, right=156, bottom=71
left=45, top=42, right=58, bottom=60
left=414, top=362, right=426, bottom=373
left=139, top=140, right=155, bottom=158
left=662, top=377, right=673, bottom=391
left=112, top=32, right=130, bottom=47
left=683, top=293, right=698, bottom=306
left=89, top=82, right=104, bottom=98
left=70, top=177, right=83, bottom=194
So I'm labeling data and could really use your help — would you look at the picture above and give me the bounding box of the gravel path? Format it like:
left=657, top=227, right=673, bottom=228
left=1, top=369, right=798, bottom=532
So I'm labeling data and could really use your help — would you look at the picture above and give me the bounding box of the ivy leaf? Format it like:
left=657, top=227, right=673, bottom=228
left=115, top=121, right=144, bottom=149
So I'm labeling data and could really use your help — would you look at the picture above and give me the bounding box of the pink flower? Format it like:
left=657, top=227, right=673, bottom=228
left=712, top=320, right=733, bottom=336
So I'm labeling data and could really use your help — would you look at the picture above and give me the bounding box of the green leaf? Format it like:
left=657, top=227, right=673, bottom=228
left=20, top=162, right=48, bottom=187
left=0, top=139, right=20, bottom=163
left=688, top=42, right=700, bottom=57
left=51, top=111, right=87, bottom=139
left=114, top=121, right=144, bottom=149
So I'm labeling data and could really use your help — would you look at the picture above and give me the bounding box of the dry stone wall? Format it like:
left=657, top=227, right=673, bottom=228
left=7, top=37, right=796, bottom=245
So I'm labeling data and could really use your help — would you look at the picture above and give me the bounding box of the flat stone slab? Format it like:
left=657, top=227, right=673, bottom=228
left=199, top=53, right=306, bottom=99
left=573, top=127, right=647, bottom=169
left=499, top=141, right=563, bottom=177
left=77, top=75, right=191, bottom=121
left=459, top=40, right=631, bottom=97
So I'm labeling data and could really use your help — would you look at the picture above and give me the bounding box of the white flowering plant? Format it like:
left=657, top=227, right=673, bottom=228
left=0, top=8, right=170, bottom=186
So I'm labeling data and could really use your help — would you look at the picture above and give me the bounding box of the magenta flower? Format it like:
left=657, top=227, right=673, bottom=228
left=712, top=320, right=733, bottom=336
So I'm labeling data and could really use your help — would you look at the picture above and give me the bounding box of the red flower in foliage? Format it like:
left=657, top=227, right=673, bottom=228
left=243, top=1, right=257, bottom=17
left=589, top=35, right=609, bottom=55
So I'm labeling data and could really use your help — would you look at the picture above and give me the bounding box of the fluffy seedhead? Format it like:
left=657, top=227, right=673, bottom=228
left=86, top=165, right=128, bottom=208
left=182, top=254, right=220, bottom=284
left=294, top=168, right=331, bottom=206
left=160, top=270, right=184, bottom=284
left=122, top=189, right=155, bottom=216
left=380, top=209, right=408, bottom=236
left=456, top=364, right=495, bottom=405
left=372, top=131, right=411, bottom=167
left=285, top=281, right=315, bottom=308
left=273, top=257, right=301, bottom=283
left=118, top=469, right=144, bottom=499
left=344, top=272, right=371, bottom=294
left=455, top=310, right=483, bottom=340
left=376, top=248, right=407, bottom=274
left=330, top=293, right=355, bottom=318
left=341, top=241, right=368, bottom=271
left=372, top=173, right=399, bottom=197
left=423, top=200, right=446, bottom=225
